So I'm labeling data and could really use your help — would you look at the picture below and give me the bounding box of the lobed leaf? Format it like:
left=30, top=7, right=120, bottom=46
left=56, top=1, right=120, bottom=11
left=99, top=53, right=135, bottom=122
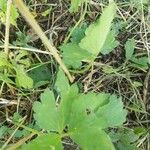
left=33, top=89, right=63, bottom=132
left=21, top=134, right=62, bottom=150
left=71, top=126, right=115, bottom=150
left=79, top=2, right=116, bottom=56
left=96, top=95, right=127, bottom=128
left=32, top=69, right=127, bottom=149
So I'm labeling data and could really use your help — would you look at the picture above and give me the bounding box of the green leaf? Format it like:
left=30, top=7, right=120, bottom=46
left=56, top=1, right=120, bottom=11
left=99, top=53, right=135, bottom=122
left=71, top=126, right=115, bottom=150
left=13, top=31, right=32, bottom=47
left=21, top=134, right=62, bottom=150
left=102, top=65, right=119, bottom=74
left=101, top=29, right=119, bottom=55
left=79, top=2, right=116, bottom=56
left=68, top=92, right=110, bottom=129
left=10, top=4, right=19, bottom=26
left=71, top=25, right=87, bottom=44
left=68, top=93, right=127, bottom=129
left=110, top=128, right=140, bottom=150
left=11, top=50, right=31, bottom=68
left=41, top=8, right=52, bottom=17
left=32, top=69, right=127, bottom=149
left=0, top=52, right=12, bottom=68
left=125, top=38, right=136, bottom=60
left=15, top=67, right=33, bottom=88
left=132, top=81, right=143, bottom=87
left=0, top=73, right=15, bottom=85
left=69, top=0, right=86, bottom=13
left=130, top=56, right=149, bottom=70
left=96, top=95, right=127, bottom=128
left=60, top=43, right=93, bottom=69
left=59, top=84, right=79, bottom=126
left=0, top=0, right=19, bottom=26
left=0, top=126, right=7, bottom=138
left=33, top=89, right=62, bottom=132
left=28, top=64, right=52, bottom=88
left=55, top=69, right=70, bottom=97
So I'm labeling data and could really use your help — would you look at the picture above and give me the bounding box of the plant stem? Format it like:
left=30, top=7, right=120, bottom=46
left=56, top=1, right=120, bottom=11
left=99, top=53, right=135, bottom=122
left=13, top=0, right=74, bottom=82
left=6, top=133, right=35, bottom=150
left=1, top=119, right=25, bottom=150
left=4, top=0, right=12, bottom=58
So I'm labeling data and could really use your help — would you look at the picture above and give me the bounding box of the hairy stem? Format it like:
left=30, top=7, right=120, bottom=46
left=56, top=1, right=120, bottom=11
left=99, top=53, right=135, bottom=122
left=13, top=0, right=74, bottom=82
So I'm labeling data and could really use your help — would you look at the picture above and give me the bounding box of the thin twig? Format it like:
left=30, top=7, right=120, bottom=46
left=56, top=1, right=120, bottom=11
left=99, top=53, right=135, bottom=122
left=4, top=0, right=12, bottom=58
left=64, top=0, right=88, bottom=44
left=143, top=68, right=150, bottom=103
left=1, top=118, right=26, bottom=150
left=0, top=45, right=51, bottom=55
left=6, top=133, right=35, bottom=150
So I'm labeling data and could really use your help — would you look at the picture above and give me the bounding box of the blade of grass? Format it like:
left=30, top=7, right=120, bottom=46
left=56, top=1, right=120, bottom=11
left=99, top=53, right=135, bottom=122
left=6, top=133, right=35, bottom=150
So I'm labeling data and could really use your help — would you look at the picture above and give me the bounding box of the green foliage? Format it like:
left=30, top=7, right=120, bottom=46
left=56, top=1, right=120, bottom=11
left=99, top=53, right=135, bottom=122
left=130, top=0, right=150, bottom=10
left=71, top=127, right=115, bottom=150
left=124, top=38, right=149, bottom=71
left=13, top=31, right=32, bottom=47
left=0, top=126, right=7, bottom=138
left=125, top=38, right=136, bottom=60
left=0, top=52, right=12, bottom=68
left=21, top=134, right=62, bottom=150
left=79, top=2, right=116, bottom=56
left=28, top=64, right=52, bottom=88
left=33, top=89, right=62, bottom=132
left=61, top=43, right=93, bottom=68
left=101, top=29, right=119, bottom=55
left=22, top=69, right=127, bottom=149
left=15, top=67, right=33, bottom=88
left=69, top=0, right=86, bottom=13
left=0, top=73, right=15, bottom=85
left=0, top=51, right=33, bottom=89
left=110, top=129, right=140, bottom=150
left=11, top=50, right=31, bottom=68
left=130, top=56, right=149, bottom=70
left=61, top=2, right=117, bottom=69
left=70, top=25, right=87, bottom=44
left=0, top=0, right=148, bottom=149
left=0, top=0, right=19, bottom=26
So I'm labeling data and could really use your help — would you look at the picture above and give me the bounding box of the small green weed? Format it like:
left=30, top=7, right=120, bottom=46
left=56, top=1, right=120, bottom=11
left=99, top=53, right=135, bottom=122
left=21, top=69, right=127, bottom=150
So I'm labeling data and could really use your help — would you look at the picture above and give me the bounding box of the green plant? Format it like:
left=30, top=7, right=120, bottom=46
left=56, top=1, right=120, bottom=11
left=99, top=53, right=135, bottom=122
left=21, top=69, right=127, bottom=149
left=0, top=0, right=19, bottom=26
left=69, top=0, right=86, bottom=12
left=0, top=0, right=149, bottom=149
left=61, top=2, right=117, bottom=69
left=0, top=50, right=33, bottom=89
left=124, top=38, right=149, bottom=71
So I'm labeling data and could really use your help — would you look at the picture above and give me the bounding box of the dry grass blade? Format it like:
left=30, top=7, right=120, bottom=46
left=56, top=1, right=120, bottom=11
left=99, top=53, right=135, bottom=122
left=4, top=0, right=12, bottom=58
left=13, top=0, right=74, bottom=82
left=6, top=133, right=35, bottom=150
